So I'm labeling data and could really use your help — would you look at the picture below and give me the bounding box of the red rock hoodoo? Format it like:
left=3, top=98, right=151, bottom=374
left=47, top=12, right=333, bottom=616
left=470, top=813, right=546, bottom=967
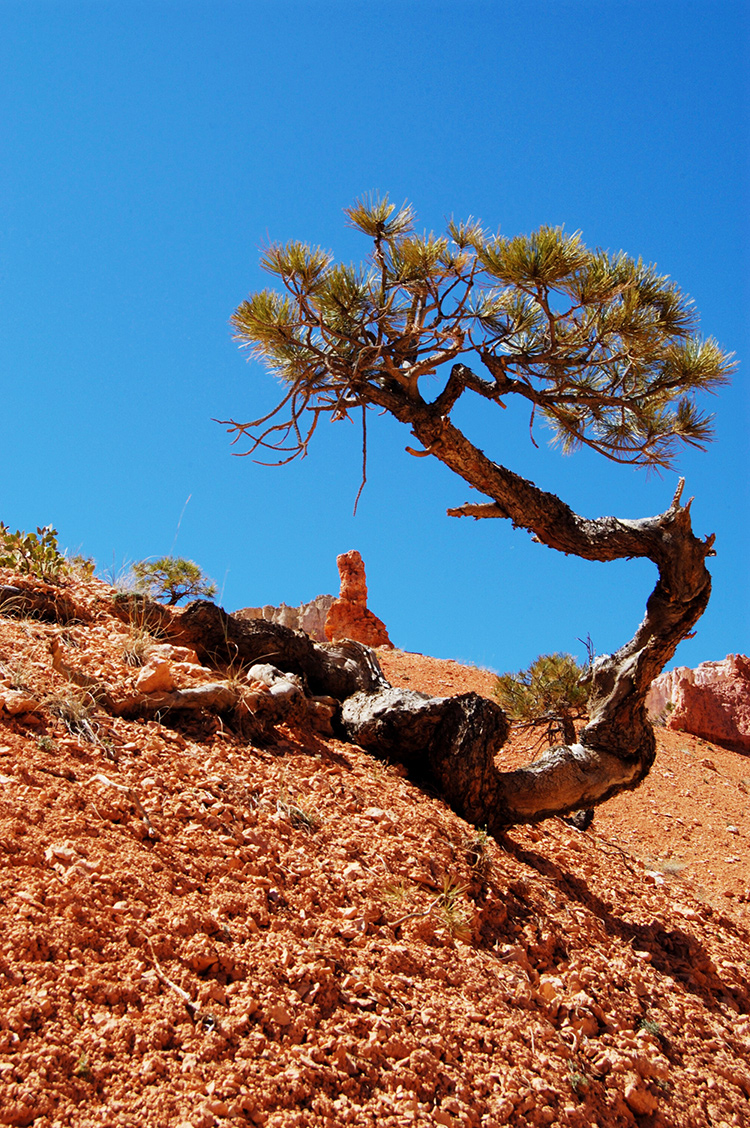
left=324, top=549, right=393, bottom=649
left=647, top=653, right=750, bottom=753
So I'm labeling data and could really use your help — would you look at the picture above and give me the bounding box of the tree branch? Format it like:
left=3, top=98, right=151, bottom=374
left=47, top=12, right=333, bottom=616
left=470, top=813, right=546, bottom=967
left=446, top=502, right=508, bottom=519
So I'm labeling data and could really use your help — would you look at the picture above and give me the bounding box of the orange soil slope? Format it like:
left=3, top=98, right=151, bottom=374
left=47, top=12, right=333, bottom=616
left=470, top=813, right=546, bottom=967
left=0, top=574, right=748, bottom=1128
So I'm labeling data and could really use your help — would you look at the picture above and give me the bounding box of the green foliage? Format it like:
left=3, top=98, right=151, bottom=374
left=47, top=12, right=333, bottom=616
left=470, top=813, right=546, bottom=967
left=227, top=194, right=733, bottom=469
left=568, top=1066, right=589, bottom=1096
left=73, top=1052, right=93, bottom=1080
left=132, top=556, right=217, bottom=606
left=276, top=792, right=322, bottom=832
left=494, top=652, right=589, bottom=739
left=0, top=523, right=68, bottom=581
left=66, top=553, right=96, bottom=579
left=463, top=827, right=492, bottom=879
left=436, top=875, right=473, bottom=942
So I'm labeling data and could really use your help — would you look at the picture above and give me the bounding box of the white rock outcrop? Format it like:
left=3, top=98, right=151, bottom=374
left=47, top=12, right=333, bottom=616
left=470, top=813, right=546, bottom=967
left=234, top=594, right=334, bottom=642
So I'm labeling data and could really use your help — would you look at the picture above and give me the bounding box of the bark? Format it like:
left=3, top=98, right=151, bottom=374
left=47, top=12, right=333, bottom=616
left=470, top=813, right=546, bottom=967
left=111, top=595, right=386, bottom=700
left=559, top=714, right=577, bottom=747
left=340, top=687, right=511, bottom=827
left=111, top=683, right=239, bottom=719
left=339, top=685, right=631, bottom=832
left=167, top=600, right=387, bottom=700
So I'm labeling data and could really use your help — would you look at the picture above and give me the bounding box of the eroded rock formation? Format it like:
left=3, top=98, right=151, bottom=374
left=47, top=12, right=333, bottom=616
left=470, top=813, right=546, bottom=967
left=647, top=654, right=750, bottom=753
left=234, top=593, right=334, bottom=642
left=324, top=550, right=393, bottom=649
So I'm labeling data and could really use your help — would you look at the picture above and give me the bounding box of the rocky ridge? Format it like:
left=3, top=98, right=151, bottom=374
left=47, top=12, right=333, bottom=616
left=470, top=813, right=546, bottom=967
left=0, top=568, right=748, bottom=1128
left=233, top=550, right=393, bottom=651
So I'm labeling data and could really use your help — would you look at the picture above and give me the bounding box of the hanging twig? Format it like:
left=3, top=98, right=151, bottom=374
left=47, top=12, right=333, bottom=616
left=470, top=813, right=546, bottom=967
left=353, top=406, right=368, bottom=515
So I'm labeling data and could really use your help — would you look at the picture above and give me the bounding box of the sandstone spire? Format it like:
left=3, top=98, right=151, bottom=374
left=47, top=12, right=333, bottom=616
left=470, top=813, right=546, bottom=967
left=324, top=550, right=393, bottom=648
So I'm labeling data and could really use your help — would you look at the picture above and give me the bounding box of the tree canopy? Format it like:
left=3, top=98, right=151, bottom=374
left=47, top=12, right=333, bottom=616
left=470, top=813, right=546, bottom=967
left=132, top=557, right=217, bottom=607
left=225, top=194, right=731, bottom=473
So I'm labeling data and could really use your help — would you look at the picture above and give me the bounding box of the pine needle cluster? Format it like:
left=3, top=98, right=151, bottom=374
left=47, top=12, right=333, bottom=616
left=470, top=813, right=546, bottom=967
left=494, top=652, right=589, bottom=746
left=225, top=194, right=733, bottom=469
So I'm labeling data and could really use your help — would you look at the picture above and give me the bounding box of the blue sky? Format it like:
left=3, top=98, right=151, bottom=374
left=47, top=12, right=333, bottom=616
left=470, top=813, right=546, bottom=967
left=1, top=0, right=747, bottom=673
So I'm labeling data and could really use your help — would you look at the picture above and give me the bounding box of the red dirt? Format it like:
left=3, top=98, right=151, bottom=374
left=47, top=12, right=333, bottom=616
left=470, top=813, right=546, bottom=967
left=1, top=577, right=749, bottom=1128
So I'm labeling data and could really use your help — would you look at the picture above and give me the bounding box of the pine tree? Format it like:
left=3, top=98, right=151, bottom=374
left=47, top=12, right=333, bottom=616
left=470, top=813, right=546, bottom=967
left=219, top=195, right=733, bottom=825
left=494, top=652, right=589, bottom=746
left=132, top=557, right=216, bottom=606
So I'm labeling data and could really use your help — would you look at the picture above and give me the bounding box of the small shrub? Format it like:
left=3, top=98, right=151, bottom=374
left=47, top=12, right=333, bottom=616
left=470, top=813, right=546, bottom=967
left=494, top=651, right=589, bottom=745
left=100, top=553, right=134, bottom=589
left=568, top=1066, right=589, bottom=1095
left=2, top=660, right=34, bottom=692
left=223, top=657, right=253, bottom=690
left=364, top=757, right=388, bottom=779
left=653, top=700, right=676, bottom=728
left=44, top=688, right=98, bottom=742
left=132, top=556, right=217, bottom=606
left=121, top=624, right=156, bottom=668
left=436, top=875, right=473, bottom=941
left=276, top=794, right=322, bottom=832
left=381, top=878, right=414, bottom=907
left=463, top=827, right=492, bottom=879
left=654, top=858, right=687, bottom=876
left=0, top=523, right=68, bottom=581
left=66, top=553, right=96, bottom=579
left=73, top=1052, right=92, bottom=1080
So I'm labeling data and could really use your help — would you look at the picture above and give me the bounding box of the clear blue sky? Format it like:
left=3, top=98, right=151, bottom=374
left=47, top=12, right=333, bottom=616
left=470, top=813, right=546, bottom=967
left=1, top=1, right=747, bottom=673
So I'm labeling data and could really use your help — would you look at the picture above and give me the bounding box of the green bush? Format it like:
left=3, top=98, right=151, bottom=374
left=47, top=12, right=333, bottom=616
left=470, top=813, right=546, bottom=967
left=493, top=652, right=589, bottom=745
left=0, top=523, right=68, bottom=581
left=132, top=556, right=217, bottom=606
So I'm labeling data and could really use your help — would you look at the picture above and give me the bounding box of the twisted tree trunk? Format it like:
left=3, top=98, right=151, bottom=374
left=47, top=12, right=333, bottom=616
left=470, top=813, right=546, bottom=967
left=159, top=464, right=710, bottom=830
left=332, top=381, right=715, bottom=827
left=110, top=440, right=713, bottom=829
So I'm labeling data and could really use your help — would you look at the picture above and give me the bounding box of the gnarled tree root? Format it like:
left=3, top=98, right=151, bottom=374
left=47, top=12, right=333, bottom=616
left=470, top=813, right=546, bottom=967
left=59, top=473, right=715, bottom=831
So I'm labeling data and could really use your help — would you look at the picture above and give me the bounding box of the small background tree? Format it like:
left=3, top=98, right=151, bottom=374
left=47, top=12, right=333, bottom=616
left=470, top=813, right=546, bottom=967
left=132, top=557, right=217, bottom=606
left=494, top=652, right=589, bottom=747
